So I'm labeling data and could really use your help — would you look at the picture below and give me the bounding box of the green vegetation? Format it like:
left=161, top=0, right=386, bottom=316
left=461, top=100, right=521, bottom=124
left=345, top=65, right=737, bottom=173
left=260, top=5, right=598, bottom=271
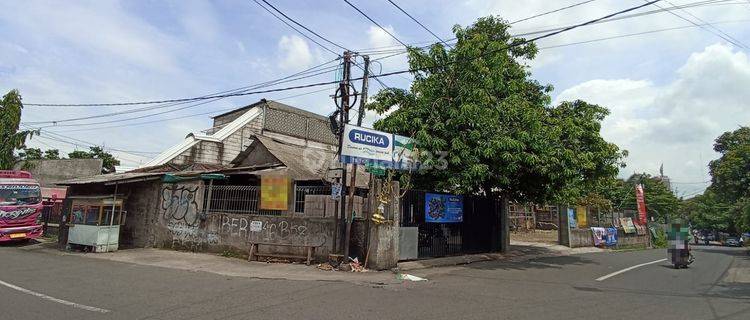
left=367, top=16, right=625, bottom=204
left=0, top=89, right=37, bottom=169
left=68, top=146, right=121, bottom=173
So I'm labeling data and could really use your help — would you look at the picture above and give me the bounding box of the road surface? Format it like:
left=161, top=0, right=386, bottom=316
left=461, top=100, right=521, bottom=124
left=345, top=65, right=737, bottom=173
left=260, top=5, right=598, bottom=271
left=1, top=243, right=748, bottom=319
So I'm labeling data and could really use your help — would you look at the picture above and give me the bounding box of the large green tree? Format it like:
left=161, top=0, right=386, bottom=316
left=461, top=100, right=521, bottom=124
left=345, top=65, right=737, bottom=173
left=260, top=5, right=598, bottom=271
left=366, top=16, right=625, bottom=203
left=0, top=90, right=36, bottom=169
left=69, top=146, right=120, bottom=173
left=681, top=189, right=736, bottom=233
left=708, top=126, right=750, bottom=230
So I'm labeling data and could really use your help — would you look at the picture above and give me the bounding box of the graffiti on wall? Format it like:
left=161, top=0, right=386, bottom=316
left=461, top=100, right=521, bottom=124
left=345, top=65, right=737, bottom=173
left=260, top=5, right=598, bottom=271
left=218, top=215, right=328, bottom=246
left=161, top=185, right=200, bottom=226
left=167, top=220, right=220, bottom=251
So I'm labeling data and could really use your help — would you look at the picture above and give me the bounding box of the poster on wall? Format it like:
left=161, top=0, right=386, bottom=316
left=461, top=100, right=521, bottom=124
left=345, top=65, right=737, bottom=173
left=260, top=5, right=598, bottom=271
left=260, top=175, right=289, bottom=210
left=567, top=208, right=577, bottom=229
left=425, top=193, right=464, bottom=223
left=620, top=217, right=636, bottom=234
left=576, top=206, right=588, bottom=229
left=635, top=184, right=647, bottom=225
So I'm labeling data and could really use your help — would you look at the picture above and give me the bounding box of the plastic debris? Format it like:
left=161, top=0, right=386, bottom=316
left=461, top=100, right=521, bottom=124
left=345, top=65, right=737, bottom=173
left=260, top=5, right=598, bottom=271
left=317, top=262, right=334, bottom=271
left=396, top=273, right=427, bottom=282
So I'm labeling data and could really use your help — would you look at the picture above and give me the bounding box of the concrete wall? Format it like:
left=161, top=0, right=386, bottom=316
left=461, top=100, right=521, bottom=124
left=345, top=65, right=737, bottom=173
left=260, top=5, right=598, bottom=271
left=15, top=159, right=103, bottom=187
left=568, top=228, right=650, bottom=249
left=153, top=181, right=337, bottom=260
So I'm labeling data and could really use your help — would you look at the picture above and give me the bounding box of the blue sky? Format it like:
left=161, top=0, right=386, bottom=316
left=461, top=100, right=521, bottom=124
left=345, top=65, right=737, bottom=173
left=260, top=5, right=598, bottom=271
left=3, top=0, right=750, bottom=197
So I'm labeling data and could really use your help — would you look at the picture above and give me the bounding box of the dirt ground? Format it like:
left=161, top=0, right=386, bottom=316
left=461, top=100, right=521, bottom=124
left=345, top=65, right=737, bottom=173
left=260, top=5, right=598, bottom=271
left=510, top=229, right=559, bottom=244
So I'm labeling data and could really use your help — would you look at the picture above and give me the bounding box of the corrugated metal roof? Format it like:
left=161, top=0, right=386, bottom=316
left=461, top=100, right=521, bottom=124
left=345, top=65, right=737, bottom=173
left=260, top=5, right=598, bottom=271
left=246, top=135, right=370, bottom=187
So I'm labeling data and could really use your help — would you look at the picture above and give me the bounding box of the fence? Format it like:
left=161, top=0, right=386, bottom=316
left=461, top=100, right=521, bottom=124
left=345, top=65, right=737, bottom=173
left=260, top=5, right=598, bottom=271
left=401, top=190, right=502, bottom=258
left=203, top=184, right=337, bottom=216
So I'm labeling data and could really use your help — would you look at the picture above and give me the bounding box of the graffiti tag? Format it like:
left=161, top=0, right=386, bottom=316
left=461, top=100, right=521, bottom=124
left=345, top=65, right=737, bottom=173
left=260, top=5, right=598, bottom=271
left=0, top=208, right=36, bottom=220
left=161, top=185, right=200, bottom=226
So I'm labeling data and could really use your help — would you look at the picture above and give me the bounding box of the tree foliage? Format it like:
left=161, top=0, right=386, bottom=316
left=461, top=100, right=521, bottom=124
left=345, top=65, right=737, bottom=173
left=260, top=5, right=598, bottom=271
left=0, top=90, right=37, bottom=169
left=707, top=126, right=750, bottom=231
left=611, top=174, right=681, bottom=223
left=681, top=189, right=736, bottom=233
left=366, top=16, right=625, bottom=203
left=68, top=146, right=120, bottom=173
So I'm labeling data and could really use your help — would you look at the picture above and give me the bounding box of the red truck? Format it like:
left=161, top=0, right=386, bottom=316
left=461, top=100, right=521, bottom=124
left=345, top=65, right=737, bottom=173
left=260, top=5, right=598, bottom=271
left=0, top=170, right=43, bottom=242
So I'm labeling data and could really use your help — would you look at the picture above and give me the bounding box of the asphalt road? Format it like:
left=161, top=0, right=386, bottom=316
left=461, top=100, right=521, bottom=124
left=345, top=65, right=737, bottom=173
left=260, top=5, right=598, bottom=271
left=1, top=244, right=748, bottom=320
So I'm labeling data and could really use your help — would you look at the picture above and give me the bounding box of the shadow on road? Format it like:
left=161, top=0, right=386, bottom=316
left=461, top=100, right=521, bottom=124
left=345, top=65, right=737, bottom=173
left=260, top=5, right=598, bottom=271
left=0, top=239, right=43, bottom=248
left=466, top=248, right=599, bottom=272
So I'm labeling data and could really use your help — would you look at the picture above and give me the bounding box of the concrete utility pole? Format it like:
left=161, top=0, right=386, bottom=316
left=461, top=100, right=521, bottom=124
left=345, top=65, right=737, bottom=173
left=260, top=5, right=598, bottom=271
left=338, top=51, right=353, bottom=257
left=344, top=55, right=370, bottom=258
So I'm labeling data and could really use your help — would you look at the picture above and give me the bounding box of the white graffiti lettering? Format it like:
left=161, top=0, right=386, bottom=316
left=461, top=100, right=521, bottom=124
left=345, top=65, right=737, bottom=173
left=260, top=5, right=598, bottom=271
left=0, top=208, right=36, bottom=220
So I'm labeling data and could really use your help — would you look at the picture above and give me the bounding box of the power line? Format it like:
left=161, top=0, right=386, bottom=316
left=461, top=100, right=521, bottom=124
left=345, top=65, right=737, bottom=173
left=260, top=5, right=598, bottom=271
left=259, top=0, right=349, bottom=52
left=385, top=0, right=452, bottom=48
left=344, top=0, right=407, bottom=47
left=662, top=0, right=748, bottom=48
left=252, top=0, right=339, bottom=55
left=22, top=1, right=663, bottom=109
left=511, top=0, right=598, bottom=24
left=45, top=86, right=335, bottom=132
left=646, top=0, right=748, bottom=48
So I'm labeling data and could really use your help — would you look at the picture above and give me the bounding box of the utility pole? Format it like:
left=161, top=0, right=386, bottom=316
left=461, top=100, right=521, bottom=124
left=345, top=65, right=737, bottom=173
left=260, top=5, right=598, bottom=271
left=344, top=55, right=370, bottom=258
left=338, top=51, right=353, bottom=257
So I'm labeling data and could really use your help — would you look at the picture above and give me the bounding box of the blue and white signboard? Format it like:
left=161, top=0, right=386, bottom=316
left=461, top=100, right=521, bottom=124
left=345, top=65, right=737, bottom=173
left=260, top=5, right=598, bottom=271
left=340, top=124, right=394, bottom=167
left=340, top=124, right=421, bottom=170
left=425, top=193, right=463, bottom=223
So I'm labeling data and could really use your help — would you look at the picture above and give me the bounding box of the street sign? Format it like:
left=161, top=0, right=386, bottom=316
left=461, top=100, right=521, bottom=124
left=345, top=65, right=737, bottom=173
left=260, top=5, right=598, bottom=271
left=331, top=183, right=342, bottom=200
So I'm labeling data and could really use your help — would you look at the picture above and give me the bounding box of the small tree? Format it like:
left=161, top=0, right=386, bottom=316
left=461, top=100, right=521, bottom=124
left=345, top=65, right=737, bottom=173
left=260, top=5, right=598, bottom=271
left=0, top=90, right=37, bottom=169
left=43, top=149, right=61, bottom=160
left=69, top=146, right=120, bottom=173
left=18, top=147, right=43, bottom=160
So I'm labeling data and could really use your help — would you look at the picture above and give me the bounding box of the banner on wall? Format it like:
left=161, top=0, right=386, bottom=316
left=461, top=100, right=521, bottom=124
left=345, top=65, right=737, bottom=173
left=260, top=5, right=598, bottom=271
left=260, top=175, right=289, bottom=210
left=620, top=217, right=636, bottom=234
left=576, top=206, right=588, bottom=229
left=425, top=193, right=464, bottom=223
left=635, top=184, right=647, bottom=225
left=567, top=208, right=577, bottom=229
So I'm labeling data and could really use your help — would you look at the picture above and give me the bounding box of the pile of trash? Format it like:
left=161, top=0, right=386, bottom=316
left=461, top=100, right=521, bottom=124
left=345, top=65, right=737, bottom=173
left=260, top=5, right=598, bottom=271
left=316, top=257, right=367, bottom=272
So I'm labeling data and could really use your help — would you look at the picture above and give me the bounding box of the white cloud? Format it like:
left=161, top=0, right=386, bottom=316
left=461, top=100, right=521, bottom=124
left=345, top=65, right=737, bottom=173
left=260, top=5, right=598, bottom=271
left=555, top=43, right=750, bottom=195
left=277, top=35, right=314, bottom=71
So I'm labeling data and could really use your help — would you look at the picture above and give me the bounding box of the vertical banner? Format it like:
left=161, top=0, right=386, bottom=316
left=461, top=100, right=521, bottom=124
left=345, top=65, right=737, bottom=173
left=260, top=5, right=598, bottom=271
left=635, top=184, right=647, bottom=225
left=567, top=208, right=577, bottom=229
left=260, top=175, right=289, bottom=210
left=425, top=193, right=464, bottom=223
left=576, top=206, right=588, bottom=229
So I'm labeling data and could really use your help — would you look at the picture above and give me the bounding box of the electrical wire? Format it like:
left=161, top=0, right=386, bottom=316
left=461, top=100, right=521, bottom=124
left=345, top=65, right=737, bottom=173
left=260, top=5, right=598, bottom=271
left=45, top=86, right=335, bottom=133
left=23, top=1, right=663, bottom=109
left=344, top=0, right=407, bottom=47
left=659, top=0, right=748, bottom=48
left=252, top=0, right=339, bottom=56
left=511, top=0, right=598, bottom=24
left=385, top=0, right=452, bottom=48
left=259, top=0, right=348, bottom=52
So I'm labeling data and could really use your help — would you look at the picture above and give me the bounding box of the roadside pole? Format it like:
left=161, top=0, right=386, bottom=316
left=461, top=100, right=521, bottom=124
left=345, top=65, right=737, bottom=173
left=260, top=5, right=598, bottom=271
left=338, top=51, right=352, bottom=257
left=345, top=55, right=370, bottom=258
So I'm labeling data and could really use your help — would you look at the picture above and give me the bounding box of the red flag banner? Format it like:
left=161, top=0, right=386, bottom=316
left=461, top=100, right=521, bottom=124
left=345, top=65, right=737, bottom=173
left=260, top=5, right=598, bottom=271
left=635, top=184, right=647, bottom=225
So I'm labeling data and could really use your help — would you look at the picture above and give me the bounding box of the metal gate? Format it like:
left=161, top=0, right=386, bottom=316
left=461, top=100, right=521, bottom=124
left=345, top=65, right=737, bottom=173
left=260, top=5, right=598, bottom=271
left=400, top=190, right=503, bottom=259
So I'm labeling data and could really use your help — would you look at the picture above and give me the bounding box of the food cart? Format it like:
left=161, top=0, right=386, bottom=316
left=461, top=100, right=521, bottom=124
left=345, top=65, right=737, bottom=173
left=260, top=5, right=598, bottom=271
left=67, top=195, right=126, bottom=252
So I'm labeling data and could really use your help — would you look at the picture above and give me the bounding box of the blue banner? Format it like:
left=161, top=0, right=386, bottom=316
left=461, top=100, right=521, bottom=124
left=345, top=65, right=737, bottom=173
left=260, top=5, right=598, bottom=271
left=425, top=193, right=463, bottom=223
left=567, top=208, right=576, bottom=229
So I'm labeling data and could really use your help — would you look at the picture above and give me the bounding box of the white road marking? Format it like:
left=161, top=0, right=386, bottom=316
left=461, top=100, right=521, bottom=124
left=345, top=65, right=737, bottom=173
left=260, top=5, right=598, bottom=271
left=595, top=258, right=667, bottom=281
left=0, top=279, right=110, bottom=313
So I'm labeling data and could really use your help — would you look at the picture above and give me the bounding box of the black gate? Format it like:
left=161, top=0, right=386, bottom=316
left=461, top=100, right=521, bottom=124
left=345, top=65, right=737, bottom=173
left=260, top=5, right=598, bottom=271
left=401, top=190, right=503, bottom=259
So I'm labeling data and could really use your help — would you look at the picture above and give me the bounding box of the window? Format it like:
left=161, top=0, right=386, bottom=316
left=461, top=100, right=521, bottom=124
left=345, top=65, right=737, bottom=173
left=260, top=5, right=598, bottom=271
left=101, top=206, right=122, bottom=225
left=0, top=185, right=41, bottom=206
left=71, top=205, right=86, bottom=224
left=85, top=207, right=101, bottom=225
